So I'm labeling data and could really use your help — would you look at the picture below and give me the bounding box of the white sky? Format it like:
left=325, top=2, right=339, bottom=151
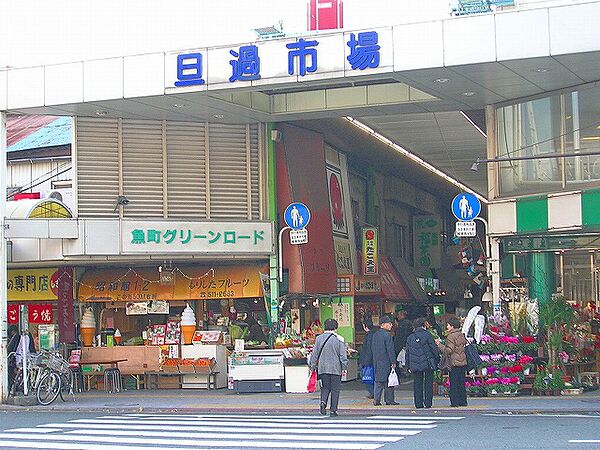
left=0, top=0, right=451, bottom=68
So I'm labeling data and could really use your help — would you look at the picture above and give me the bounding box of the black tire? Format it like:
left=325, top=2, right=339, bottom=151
left=59, top=370, right=74, bottom=402
left=9, top=371, right=23, bottom=397
left=36, top=371, right=61, bottom=406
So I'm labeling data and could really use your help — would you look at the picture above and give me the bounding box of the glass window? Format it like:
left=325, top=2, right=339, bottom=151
left=496, top=83, right=600, bottom=196
left=562, top=252, right=593, bottom=304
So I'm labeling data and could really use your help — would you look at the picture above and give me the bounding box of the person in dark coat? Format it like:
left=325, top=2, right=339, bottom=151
left=359, top=317, right=376, bottom=399
left=371, top=316, right=398, bottom=406
left=393, top=310, right=412, bottom=354
left=405, top=318, right=440, bottom=409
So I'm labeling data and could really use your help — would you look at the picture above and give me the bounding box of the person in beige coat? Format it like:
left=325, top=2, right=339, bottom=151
left=436, top=316, right=468, bottom=407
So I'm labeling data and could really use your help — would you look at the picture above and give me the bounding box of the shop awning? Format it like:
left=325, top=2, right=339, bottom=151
left=379, top=256, right=427, bottom=302
left=389, top=256, right=428, bottom=302
left=78, top=265, right=267, bottom=302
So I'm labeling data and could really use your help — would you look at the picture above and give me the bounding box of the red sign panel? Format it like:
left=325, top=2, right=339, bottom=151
left=28, top=304, right=53, bottom=324
left=7, top=304, right=19, bottom=324
left=308, top=0, right=343, bottom=31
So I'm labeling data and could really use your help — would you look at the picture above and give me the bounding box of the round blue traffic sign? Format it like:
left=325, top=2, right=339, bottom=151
left=284, top=202, right=311, bottom=230
left=452, top=193, right=481, bottom=221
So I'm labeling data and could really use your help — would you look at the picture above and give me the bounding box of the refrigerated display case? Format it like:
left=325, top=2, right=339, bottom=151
left=228, top=349, right=284, bottom=393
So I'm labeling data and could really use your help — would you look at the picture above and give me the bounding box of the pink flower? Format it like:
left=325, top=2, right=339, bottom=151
left=505, top=354, right=517, bottom=362
left=481, top=335, right=493, bottom=343
left=487, top=366, right=497, bottom=374
left=491, top=354, right=503, bottom=361
left=500, top=367, right=509, bottom=374
left=518, top=355, right=534, bottom=365
left=480, top=354, right=491, bottom=362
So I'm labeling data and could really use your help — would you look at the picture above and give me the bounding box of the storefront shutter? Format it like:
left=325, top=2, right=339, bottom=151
left=249, top=124, right=261, bottom=220
left=75, top=117, right=120, bottom=217
left=208, top=123, right=253, bottom=219
left=121, top=119, right=164, bottom=217
left=166, top=121, right=207, bottom=218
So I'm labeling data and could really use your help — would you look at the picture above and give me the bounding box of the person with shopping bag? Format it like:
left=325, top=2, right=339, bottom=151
left=371, top=315, right=398, bottom=406
left=309, top=318, right=348, bottom=417
left=405, top=318, right=440, bottom=409
left=359, top=317, right=376, bottom=399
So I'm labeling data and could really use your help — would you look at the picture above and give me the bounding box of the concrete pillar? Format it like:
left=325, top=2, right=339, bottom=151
left=0, top=111, right=7, bottom=402
left=528, top=252, right=555, bottom=306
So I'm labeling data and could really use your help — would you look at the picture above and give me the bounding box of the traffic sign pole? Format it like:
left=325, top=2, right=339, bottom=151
left=278, top=226, right=291, bottom=283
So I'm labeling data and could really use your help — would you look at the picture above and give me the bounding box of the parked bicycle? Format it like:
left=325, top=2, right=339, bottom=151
left=8, top=349, right=75, bottom=406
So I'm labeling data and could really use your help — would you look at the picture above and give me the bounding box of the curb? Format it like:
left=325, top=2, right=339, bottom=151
left=2, top=405, right=600, bottom=416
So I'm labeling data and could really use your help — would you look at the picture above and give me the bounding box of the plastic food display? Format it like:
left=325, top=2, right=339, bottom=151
left=181, top=304, right=197, bottom=345
left=80, top=309, right=96, bottom=347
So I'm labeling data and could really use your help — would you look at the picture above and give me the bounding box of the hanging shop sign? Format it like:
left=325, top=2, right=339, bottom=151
left=503, top=235, right=600, bottom=253
left=413, top=215, right=441, bottom=269
left=78, top=266, right=265, bottom=302
left=455, top=221, right=477, bottom=237
left=7, top=268, right=60, bottom=301
left=121, top=221, right=273, bottom=254
left=354, top=276, right=381, bottom=295
left=8, top=303, right=54, bottom=324
left=433, top=304, right=445, bottom=317
left=333, top=238, right=353, bottom=275
left=332, top=302, right=352, bottom=327
left=362, top=227, right=379, bottom=276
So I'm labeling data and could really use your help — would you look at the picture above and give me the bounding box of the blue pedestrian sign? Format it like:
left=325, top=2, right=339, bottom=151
left=452, top=193, right=481, bottom=221
left=284, top=202, right=311, bottom=230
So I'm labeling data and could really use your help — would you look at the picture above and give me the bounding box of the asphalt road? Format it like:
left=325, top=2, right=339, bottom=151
left=0, top=410, right=599, bottom=449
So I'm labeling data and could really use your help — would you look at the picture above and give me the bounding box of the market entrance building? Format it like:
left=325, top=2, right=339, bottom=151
left=3, top=1, right=600, bottom=396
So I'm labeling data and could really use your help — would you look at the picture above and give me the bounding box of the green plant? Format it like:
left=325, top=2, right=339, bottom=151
left=539, top=295, right=575, bottom=367
left=533, top=366, right=549, bottom=391
left=549, top=370, right=566, bottom=390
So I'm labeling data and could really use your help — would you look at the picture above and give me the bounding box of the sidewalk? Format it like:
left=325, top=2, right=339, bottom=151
left=3, top=381, right=600, bottom=415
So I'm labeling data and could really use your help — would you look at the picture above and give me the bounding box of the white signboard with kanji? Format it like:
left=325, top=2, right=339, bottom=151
left=455, top=221, right=477, bottom=237
left=332, top=302, right=351, bottom=327
left=121, top=221, right=273, bottom=254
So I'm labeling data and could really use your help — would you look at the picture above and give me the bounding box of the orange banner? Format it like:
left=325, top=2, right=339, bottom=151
left=78, top=266, right=265, bottom=302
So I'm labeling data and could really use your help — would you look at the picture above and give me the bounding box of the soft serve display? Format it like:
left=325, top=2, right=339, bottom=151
left=181, top=304, right=197, bottom=345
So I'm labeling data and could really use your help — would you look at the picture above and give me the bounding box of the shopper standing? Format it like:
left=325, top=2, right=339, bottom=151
left=405, top=318, right=439, bottom=408
left=436, top=316, right=468, bottom=407
left=310, top=318, right=348, bottom=417
left=371, top=316, right=398, bottom=406
left=359, top=317, right=376, bottom=399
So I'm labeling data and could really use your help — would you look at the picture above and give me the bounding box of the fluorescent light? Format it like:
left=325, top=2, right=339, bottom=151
left=582, top=136, right=600, bottom=141
left=344, top=116, right=487, bottom=203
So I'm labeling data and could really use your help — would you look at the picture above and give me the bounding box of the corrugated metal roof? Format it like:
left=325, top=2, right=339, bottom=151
left=7, top=115, right=71, bottom=152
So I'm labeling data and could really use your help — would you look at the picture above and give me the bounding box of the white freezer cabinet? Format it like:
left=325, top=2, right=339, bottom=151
left=228, top=349, right=284, bottom=393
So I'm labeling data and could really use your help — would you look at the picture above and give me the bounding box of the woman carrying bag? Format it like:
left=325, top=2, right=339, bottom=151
left=436, top=316, right=468, bottom=407
left=309, top=318, right=348, bottom=417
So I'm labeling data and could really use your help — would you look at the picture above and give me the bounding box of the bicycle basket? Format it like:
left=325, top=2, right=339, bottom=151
left=46, top=353, right=70, bottom=374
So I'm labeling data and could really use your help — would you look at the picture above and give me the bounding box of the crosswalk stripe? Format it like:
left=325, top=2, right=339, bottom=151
left=369, top=415, right=465, bottom=420
left=0, top=432, right=384, bottom=450
left=8, top=428, right=62, bottom=433
left=65, top=428, right=404, bottom=443
left=70, top=418, right=437, bottom=429
left=39, top=422, right=422, bottom=436
left=0, top=443, right=222, bottom=450
left=569, top=440, right=600, bottom=443
left=101, top=415, right=437, bottom=425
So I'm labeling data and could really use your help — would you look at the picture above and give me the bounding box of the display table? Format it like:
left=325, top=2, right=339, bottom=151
left=229, top=349, right=284, bottom=393
left=181, top=344, right=228, bottom=389
left=81, top=346, right=161, bottom=389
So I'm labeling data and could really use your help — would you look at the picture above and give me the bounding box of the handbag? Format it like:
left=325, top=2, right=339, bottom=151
left=438, top=352, right=451, bottom=371
left=307, top=333, right=335, bottom=392
left=465, top=342, right=482, bottom=372
left=361, top=365, right=374, bottom=385
left=388, top=367, right=399, bottom=387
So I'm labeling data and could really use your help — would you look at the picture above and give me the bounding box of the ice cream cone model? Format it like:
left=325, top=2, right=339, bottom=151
left=81, top=308, right=96, bottom=347
left=181, top=304, right=197, bottom=345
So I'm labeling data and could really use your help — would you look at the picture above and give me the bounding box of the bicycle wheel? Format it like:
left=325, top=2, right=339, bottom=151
left=36, top=371, right=61, bottom=406
left=9, top=370, right=23, bottom=397
left=59, top=369, right=74, bottom=402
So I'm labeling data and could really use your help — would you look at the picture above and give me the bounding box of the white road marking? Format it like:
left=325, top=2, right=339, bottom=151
left=39, top=422, right=422, bottom=436
left=369, top=415, right=465, bottom=420
left=6, top=428, right=62, bottom=433
left=101, top=415, right=436, bottom=425
left=0, top=432, right=384, bottom=450
left=70, top=418, right=437, bottom=429
left=569, top=440, right=600, bottom=443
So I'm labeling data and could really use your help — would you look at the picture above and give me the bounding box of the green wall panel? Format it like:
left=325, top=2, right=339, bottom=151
left=582, top=189, right=600, bottom=227
left=516, top=196, right=548, bottom=233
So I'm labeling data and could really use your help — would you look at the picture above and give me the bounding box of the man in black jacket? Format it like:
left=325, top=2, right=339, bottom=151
left=371, top=316, right=398, bottom=406
left=394, top=310, right=412, bottom=378
left=359, top=317, right=376, bottom=399
left=405, top=318, right=440, bottom=409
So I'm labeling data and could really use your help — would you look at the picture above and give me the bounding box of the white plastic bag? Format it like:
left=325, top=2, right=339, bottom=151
left=397, top=349, right=406, bottom=367
left=388, top=368, right=399, bottom=387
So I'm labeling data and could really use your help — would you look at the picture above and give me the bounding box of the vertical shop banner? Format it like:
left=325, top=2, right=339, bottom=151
left=57, top=267, right=75, bottom=343
left=327, top=165, right=348, bottom=238
left=362, top=227, right=379, bottom=276
left=276, top=124, right=337, bottom=294
left=7, top=304, right=19, bottom=324
left=413, top=215, right=441, bottom=269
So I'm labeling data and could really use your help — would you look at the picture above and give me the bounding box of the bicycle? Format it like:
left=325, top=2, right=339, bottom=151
left=8, top=349, right=75, bottom=406
left=34, top=350, right=75, bottom=405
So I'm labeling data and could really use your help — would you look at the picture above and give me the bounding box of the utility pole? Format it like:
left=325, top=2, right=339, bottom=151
left=0, top=111, right=8, bottom=402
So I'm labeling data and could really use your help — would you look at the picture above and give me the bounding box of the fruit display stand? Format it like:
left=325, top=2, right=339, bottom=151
left=228, top=349, right=285, bottom=393
left=281, top=348, right=314, bottom=393
left=181, top=344, right=228, bottom=389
